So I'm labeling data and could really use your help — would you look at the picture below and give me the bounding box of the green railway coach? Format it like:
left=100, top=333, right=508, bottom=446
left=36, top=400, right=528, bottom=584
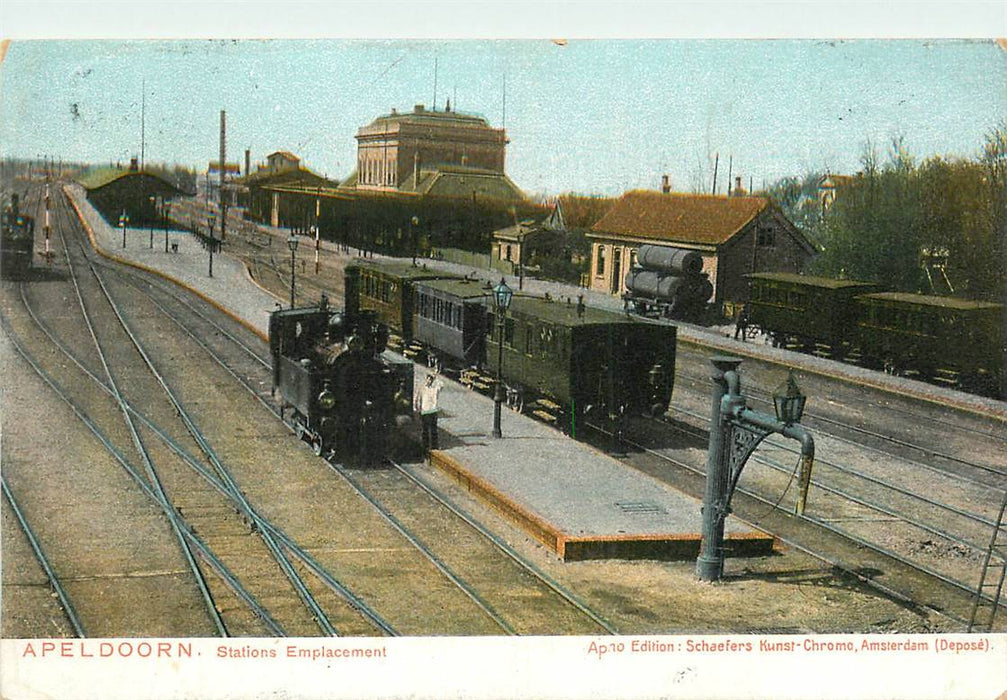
left=486, top=296, right=677, bottom=420
left=856, top=292, right=1003, bottom=390
left=744, top=272, right=878, bottom=353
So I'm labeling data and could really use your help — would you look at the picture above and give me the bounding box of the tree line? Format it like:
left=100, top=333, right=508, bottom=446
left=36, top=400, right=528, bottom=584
left=765, top=124, right=1006, bottom=303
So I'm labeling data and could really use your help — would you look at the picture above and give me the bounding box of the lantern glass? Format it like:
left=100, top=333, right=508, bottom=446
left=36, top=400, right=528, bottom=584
left=773, top=372, right=807, bottom=424
left=287, top=235, right=299, bottom=252
left=492, top=278, right=513, bottom=312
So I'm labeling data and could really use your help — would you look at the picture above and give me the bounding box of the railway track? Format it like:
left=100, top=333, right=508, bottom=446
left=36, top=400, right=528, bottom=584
left=4, top=184, right=617, bottom=637
left=108, top=256, right=616, bottom=636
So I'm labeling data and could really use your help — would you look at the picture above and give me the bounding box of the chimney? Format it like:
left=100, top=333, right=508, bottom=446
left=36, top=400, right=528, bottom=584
left=661, top=174, right=670, bottom=194
left=245, top=149, right=251, bottom=177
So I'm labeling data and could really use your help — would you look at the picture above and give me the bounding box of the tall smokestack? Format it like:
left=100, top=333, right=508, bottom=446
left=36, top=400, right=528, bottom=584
left=661, top=174, right=670, bottom=194
left=245, top=149, right=251, bottom=177
left=219, top=109, right=227, bottom=239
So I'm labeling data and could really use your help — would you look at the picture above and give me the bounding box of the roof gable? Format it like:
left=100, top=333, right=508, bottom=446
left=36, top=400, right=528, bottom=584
left=591, top=190, right=768, bottom=245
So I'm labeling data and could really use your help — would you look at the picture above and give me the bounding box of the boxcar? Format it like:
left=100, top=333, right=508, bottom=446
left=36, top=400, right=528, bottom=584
left=413, top=277, right=490, bottom=370
left=856, top=292, right=1003, bottom=389
left=745, top=272, right=878, bottom=353
left=486, top=296, right=677, bottom=422
left=344, top=258, right=460, bottom=342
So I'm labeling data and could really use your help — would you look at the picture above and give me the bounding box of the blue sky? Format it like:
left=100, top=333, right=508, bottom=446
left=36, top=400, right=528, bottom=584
left=1, top=39, right=1004, bottom=196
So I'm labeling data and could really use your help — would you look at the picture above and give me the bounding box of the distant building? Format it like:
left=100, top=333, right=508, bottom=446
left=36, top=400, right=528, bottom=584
left=344, top=103, right=523, bottom=203
left=587, top=190, right=818, bottom=309
left=818, top=173, right=856, bottom=214
left=265, top=151, right=302, bottom=174
left=78, top=166, right=182, bottom=226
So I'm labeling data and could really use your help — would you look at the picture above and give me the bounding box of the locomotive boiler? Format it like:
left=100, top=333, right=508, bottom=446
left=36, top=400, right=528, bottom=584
left=269, top=296, right=413, bottom=459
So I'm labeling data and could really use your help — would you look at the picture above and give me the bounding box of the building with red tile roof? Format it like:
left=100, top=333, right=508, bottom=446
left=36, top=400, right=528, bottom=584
left=587, top=189, right=817, bottom=310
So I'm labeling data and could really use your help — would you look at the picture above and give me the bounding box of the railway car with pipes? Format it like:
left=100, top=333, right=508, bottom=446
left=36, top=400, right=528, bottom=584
left=622, top=244, right=714, bottom=320
left=269, top=296, right=413, bottom=460
left=1, top=193, right=35, bottom=279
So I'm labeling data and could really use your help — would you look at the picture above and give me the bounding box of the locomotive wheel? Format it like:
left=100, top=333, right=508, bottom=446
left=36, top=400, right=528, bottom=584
left=311, top=437, right=323, bottom=456
left=294, top=422, right=305, bottom=440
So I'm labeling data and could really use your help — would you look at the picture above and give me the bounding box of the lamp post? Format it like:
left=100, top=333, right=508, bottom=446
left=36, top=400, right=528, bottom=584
left=163, top=202, right=171, bottom=253
left=148, top=195, right=156, bottom=248
left=207, top=216, right=216, bottom=278
left=119, top=210, right=129, bottom=248
left=288, top=234, right=299, bottom=308
left=491, top=278, right=514, bottom=439
left=410, top=216, right=419, bottom=265
left=696, top=359, right=815, bottom=582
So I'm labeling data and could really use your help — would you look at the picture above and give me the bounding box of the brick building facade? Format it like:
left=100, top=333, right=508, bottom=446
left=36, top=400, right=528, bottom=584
left=587, top=190, right=817, bottom=310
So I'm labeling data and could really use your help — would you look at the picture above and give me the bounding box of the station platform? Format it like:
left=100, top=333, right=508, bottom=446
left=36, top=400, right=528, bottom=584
left=418, top=365, right=774, bottom=561
left=66, top=185, right=775, bottom=563
left=64, top=184, right=279, bottom=337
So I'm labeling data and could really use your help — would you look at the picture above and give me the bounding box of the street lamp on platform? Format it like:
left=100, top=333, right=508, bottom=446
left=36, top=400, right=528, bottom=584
left=207, top=215, right=216, bottom=278
left=288, top=234, right=300, bottom=308
left=696, top=358, right=815, bottom=582
left=119, top=210, right=129, bottom=248
left=491, top=277, right=514, bottom=439
left=163, top=202, right=171, bottom=253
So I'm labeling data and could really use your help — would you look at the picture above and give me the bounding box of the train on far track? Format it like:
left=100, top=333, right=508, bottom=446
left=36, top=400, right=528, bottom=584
left=1, top=193, right=35, bottom=279
left=344, top=258, right=678, bottom=434
left=744, top=272, right=1005, bottom=396
left=269, top=295, right=414, bottom=460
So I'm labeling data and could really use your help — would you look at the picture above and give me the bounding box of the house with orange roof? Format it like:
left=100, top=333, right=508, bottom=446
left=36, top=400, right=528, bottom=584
left=587, top=190, right=818, bottom=310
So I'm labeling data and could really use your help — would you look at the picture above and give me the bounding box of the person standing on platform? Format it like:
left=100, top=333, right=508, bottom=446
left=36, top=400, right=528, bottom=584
left=734, top=304, right=750, bottom=341
left=415, top=374, right=444, bottom=454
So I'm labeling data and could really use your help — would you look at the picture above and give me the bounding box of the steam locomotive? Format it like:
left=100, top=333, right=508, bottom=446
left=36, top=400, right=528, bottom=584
left=269, top=295, right=413, bottom=459
left=1, top=193, right=35, bottom=279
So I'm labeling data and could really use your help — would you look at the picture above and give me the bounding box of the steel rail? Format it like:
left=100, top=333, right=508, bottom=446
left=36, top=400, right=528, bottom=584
left=116, top=256, right=535, bottom=636
left=676, top=365, right=1006, bottom=472
left=586, top=420, right=1004, bottom=626
left=670, top=387, right=1002, bottom=491
left=1, top=475, right=86, bottom=637
left=653, top=409, right=1001, bottom=580
left=55, top=189, right=338, bottom=636
left=49, top=196, right=229, bottom=637
left=389, top=460, right=619, bottom=635
left=17, top=286, right=397, bottom=637
left=667, top=403, right=1002, bottom=533
left=0, top=310, right=286, bottom=635
left=83, top=248, right=340, bottom=638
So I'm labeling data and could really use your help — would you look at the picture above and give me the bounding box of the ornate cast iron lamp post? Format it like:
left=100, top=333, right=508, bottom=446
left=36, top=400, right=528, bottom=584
left=491, top=278, right=514, bottom=439
left=696, top=357, right=815, bottom=582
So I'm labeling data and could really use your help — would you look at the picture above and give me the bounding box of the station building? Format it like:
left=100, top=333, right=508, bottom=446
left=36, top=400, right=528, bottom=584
left=243, top=104, right=538, bottom=256
left=587, top=189, right=817, bottom=311
left=78, top=159, right=186, bottom=227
